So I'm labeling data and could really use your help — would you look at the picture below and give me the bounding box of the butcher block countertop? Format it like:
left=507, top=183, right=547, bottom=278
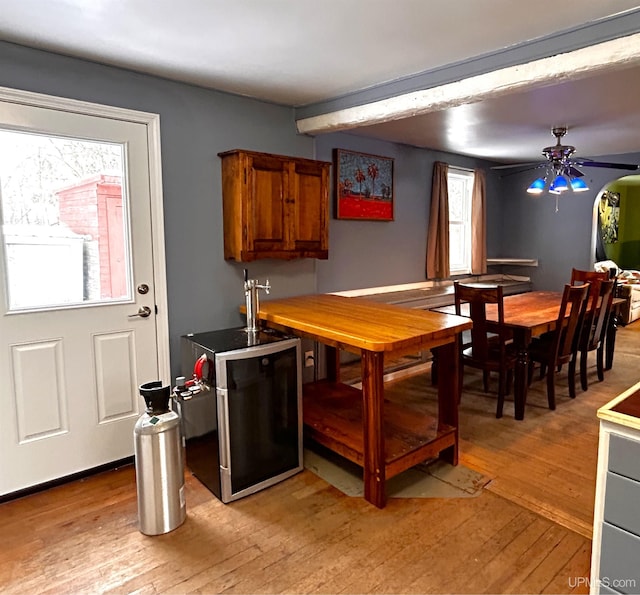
left=598, top=380, right=640, bottom=431
left=253, top=293, right=472, bottom=355
left=249, top=293, right=472, bottom=508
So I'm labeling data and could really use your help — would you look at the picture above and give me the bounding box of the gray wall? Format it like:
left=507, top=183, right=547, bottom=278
left=498, top=155, right=640, bottom=290
left=2, top=40, right=638, bottom=378
left=0, top=41, right=319, bottom=376
left=314, top=132, right=502, bottom=293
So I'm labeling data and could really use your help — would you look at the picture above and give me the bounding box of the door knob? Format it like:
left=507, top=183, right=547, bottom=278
left=128, top=306, right=152, bottom=318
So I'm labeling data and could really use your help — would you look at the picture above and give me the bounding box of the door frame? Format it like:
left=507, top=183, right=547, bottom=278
left=0, top=85, right=170, bottom=384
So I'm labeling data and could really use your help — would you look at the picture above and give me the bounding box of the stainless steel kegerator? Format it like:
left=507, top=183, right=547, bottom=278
left=176, top=327, right=302, bottom=503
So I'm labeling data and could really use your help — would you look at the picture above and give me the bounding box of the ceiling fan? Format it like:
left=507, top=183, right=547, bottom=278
left=492, top=125, right=639, bottom=179
left=491, top=126, right=639, bottom=203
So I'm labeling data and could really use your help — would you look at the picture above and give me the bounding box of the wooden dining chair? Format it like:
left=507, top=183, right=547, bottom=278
left=570, top=268, right=613, bottom=388
left=542, top=269, right=607, bottom=376
left=577, top=279, right=615, bottom=390
left=454, top=282, right=516, bottom=418
left=570, top=268, right=609, bottom=287
left=527, top=283, right=590, bottom=410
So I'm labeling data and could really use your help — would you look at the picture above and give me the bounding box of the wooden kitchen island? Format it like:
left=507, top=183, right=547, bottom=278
left=251, top=294, right=472, bottom=508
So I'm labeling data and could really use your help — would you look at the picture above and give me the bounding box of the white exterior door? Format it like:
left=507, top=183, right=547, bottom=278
left=0, top=91, right=168, bottom=496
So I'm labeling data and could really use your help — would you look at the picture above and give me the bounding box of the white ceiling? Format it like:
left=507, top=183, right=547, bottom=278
left=2, top=0, right=640, bottom=163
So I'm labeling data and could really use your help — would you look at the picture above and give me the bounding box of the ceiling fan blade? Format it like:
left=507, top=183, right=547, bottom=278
left=493, top=164, right=547, bottom=178
left=568, top=166, right=584, bottom=178
left=490, top=161, right=544, bottom=170
left=573, top=159, right=639, bottom=171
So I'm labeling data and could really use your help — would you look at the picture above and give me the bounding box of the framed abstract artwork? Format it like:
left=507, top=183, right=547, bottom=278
left=599, top=190, right=620, bottom=244
left=334, top=149, right=394, bottom=221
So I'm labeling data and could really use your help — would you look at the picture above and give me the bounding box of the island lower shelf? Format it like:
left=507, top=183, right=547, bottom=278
left=303, top=380, right=456, bottom=479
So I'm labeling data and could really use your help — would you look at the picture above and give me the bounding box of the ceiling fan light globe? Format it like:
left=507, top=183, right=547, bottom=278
left=549, top=175, right=568, bottom=193
left=527, top=177, right=546, bottom=194
left=570, top=177, right=589, bottom=192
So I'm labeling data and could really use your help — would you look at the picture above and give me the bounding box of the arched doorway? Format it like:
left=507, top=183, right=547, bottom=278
left=591, top=175, right=640, bottom=273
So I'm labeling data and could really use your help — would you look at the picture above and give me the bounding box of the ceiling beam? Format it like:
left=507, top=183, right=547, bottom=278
left=296, top=33, right=640, bottom=136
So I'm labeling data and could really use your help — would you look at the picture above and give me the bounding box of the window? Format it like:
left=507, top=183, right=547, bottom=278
left=448, top=168, right=474, bottom=276
left=0, top=129, right=131, bottom=311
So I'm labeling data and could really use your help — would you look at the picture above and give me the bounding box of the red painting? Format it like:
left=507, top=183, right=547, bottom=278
left=334, top=149, right=394, bottom=221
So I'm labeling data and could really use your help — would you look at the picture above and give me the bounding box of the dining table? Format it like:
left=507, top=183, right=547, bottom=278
left=434, top=290, right=625, bottom=420
left=244, top=293, right=472, bottom=509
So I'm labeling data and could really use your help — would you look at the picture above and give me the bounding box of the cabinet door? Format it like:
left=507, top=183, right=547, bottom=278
left=289, top=159, right=329, bottom=257
left=246, top=153, right=288, bottom=253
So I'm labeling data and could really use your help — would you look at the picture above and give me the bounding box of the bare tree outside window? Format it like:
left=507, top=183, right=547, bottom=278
left=0, top=130, right=130, bottom=310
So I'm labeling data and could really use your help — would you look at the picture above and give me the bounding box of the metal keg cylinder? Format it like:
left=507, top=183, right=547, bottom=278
left=134, top=381, right=186, bottom=536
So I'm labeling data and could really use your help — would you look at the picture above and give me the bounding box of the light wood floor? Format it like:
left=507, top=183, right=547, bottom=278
left=2, top=323, right=639, bottom=594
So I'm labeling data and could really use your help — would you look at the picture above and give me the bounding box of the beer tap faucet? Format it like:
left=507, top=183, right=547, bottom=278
left=244, top=269, right=270, bottom=332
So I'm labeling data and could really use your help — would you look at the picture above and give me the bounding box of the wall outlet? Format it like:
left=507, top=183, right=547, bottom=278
left=304, top=350, right=315, bottom=367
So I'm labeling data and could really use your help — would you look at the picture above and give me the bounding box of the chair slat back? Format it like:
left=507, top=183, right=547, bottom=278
left=454, top=282, right=505, bottom=360
left=570, top=268, right=609, bottom=313
left=553, top=283, right=591, bottom=362
left=584, top=279, right=615, bottom=350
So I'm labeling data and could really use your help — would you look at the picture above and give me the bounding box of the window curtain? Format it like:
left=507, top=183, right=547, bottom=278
left=426, top=161, right=450, bottom=279
left=471, top=168, right=487, bottom=274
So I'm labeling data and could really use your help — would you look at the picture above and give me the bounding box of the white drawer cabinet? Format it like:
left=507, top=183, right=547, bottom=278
left=591, top=383, right=640, bottom=595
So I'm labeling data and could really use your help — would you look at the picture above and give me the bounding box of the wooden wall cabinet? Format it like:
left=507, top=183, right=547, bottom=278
left=219, top=149, right=331, bottom=261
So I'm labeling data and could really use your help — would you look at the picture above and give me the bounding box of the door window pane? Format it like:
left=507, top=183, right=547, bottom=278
left=0, top=130, right=131, bottom=311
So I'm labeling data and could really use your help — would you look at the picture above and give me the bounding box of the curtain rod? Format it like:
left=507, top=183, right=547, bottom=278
left=449, top=165, right=476, bottom=173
